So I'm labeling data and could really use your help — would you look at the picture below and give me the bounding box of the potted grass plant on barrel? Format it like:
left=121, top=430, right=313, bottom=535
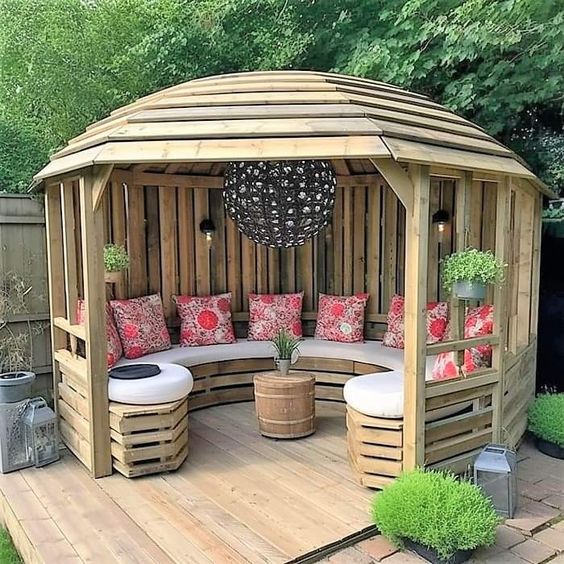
left=372, top=469, right=499, bottom=564
left=442, top=248, right=505, bottom=300
left=104, top=244, right=129, bottom=284
left=271, top=329, right=300, bottom=376
left=528, top=392, right=564, bottom=459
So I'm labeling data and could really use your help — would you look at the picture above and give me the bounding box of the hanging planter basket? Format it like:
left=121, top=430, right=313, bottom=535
left=452, top=280, right=486, bottom=300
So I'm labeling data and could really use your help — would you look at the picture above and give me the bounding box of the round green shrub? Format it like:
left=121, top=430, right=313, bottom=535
left=103, top=244, right=129, bottom=272
left=371, top=469, right=499, bottom=561
left=441, top=248, right=505, bottom=292
left=528, top=393, right=564, bottom=447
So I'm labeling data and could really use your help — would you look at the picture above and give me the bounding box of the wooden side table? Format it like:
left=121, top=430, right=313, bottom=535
left=253, top=371, right=316, bottom=439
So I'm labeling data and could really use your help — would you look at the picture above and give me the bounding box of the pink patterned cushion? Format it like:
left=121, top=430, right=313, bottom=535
left=248, top=292, right=303, bottom=341
left=431, top=304, right=494, bottom=380
left=110, top=294, right=171, bottom=359
left=76, top=300, right=122, bottom=368
left=382, top=295, right=449, bottom=349
left=314, top=293, right=369, bottom=343
left=174, top=293, right=236, bottom=346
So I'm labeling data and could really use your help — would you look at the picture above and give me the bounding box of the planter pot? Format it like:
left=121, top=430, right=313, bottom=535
left=403, top=539, right=473, bottom=564
left=0, top=371, right=35, bottom=403
left=275, top=359, right=291, bottom=376
left=453, top=280, right=486, bottom=300
left=104, top=271, right=123, bottom=284
left=536, top=438, right=564, bottom=459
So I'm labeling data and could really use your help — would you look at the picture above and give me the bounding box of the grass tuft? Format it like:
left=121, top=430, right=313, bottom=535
left=0, top=528, right=21, bottom=564
left=528, top=393, right=564, bottom=447
left=371, top=469, right=499, bottom=561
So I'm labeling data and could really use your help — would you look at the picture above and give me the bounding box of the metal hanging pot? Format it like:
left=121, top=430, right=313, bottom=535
left=453, top=280, right=486, bottom=300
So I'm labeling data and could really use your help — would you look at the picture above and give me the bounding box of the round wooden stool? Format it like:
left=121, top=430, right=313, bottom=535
left=253, top=372, right=316, bottom=439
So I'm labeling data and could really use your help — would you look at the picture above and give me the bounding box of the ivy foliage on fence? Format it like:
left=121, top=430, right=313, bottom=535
left=0, top=0, right=562, bottom=193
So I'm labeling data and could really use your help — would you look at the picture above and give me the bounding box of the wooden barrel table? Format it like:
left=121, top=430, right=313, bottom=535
left=253, top=372, right=315, bottom=439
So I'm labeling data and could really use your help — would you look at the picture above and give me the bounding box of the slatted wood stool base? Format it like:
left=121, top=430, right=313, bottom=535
left=109, top=398, right=188, bottom=478
left=346, top=405, right=404, bottom=489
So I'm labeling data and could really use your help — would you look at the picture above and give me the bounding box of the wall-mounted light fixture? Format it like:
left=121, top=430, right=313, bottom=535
left=432, top=209, right=450, bottom=234
left=199, top=219, right=215, bottom=242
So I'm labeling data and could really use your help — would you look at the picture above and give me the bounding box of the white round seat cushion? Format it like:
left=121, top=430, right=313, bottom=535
left=109, top=363, right=193, bottom=405
left=344, top=372, right=404, bottom=419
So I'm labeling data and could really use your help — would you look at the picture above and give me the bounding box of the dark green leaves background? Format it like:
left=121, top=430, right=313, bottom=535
left=0, top=0, right=562, bottom=192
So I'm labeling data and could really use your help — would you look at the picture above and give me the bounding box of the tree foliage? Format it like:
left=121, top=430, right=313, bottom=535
left=0, top=0, right=562, bottom=192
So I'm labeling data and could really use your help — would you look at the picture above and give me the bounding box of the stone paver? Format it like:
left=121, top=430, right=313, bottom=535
left=324, top=438, right=563, bottom=564
left=534, top=527, right=564, bottom=551
left=544, top=495, right=564, bottom=511
left=510, top=538, right=556, bottom=563
left=357, top=536, right=398, bottom=561
left=327, top=546, right=375, bottom=563
left=496, top=524, right=527, bottom=549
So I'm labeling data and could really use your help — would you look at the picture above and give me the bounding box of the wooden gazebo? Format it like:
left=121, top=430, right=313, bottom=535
left=35, top=70, right=547, bottom=480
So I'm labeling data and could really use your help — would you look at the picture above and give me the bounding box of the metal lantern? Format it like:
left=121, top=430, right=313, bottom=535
left=223, top=160, right=337, bottom=248
left=473, top=443, right=517, bottom=518
left=22, top=398, right=59, bottom=467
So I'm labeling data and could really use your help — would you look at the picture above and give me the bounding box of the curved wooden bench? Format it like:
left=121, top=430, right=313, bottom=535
left=187, top=356, right=389, bottom=411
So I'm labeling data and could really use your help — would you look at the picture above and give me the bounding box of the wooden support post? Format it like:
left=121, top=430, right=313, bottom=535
left=45, top=183, right=67, bottom=410
left=80, top=165, right=113, bottom=478
left=451, top=171, right=473, bottom=369
left=492, top=176, right=510, bottom=443
left=403, top=164, right=430, bottom=469
left=530, top=193, right=543, bottom=337
left=60, top=180, right=79, bottom=355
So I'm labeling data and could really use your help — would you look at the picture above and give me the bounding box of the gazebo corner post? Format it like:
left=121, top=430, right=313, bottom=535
left=491, top=176, right=511, bottom=443
left=45, top=181, right=67, bottom=412
left=79, top=165, right=114, bottom=478
left=402, top=164, right=431, bottom=470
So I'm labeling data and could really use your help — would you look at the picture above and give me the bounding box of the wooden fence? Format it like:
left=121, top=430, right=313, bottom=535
left=0, top=194, right=52, bottom=401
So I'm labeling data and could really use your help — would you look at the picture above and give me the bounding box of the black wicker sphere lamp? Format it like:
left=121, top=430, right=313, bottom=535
left=223, top=160, right=337, bottom=248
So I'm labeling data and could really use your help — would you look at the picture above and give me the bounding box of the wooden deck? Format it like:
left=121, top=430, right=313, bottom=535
left=0, top=401, right=374, bottom=563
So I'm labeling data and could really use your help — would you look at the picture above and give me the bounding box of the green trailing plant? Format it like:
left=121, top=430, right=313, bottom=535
left=103, top=244, right=129, bottom=272
left=441, top=248, right=505, bottom=292
left=271, top=329, right=300, bottom=360
left=528, top=393, right=564, bottom=447
left=372, top=469, right=499, bottom=561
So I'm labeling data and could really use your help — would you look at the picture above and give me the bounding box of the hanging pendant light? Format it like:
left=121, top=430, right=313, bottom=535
left=223, top=160, right=337, bottom=248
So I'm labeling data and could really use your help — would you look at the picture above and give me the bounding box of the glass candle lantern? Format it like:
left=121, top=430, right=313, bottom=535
left=473, top=443, right=517, bottom=518
left=23, top=397, right=59, bottom=468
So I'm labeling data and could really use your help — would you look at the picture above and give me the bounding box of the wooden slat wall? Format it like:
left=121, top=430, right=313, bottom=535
left=103, top=165, right=421, bottom=338
left=101, top=164, right=503, bottom=339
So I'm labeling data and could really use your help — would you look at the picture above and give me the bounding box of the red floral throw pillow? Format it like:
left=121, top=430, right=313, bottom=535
left=314, top=293, right=369, bottom=343
left=432, top=304, right=494, bottom=380
left=174, top=293, right=236, bottom=346
left=76, top=300, right=123, bottom=368
left=382, top=295, right=449, bottom=349
left=110, top=294, right=171, bottom=359
left=248, top=292, right=303, bottom=341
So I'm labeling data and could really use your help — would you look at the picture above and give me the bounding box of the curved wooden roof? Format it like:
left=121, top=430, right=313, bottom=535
left=35, top=71, right=544, bottom=191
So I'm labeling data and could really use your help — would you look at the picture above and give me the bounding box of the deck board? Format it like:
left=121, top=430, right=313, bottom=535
left=0, top=401, right=373, bottom=563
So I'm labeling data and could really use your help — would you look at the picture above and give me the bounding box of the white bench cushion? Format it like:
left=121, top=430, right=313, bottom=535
left=344, top=372, right=405, bottom=418
left=115, top=338, right=437, bottom=378
left=344, top=372, right=469, bottom=420
left=109, top=363, right=193, bottom=404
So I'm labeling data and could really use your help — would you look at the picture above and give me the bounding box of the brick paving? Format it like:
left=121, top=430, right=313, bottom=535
left=321, top=438, right=564, bottom=563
